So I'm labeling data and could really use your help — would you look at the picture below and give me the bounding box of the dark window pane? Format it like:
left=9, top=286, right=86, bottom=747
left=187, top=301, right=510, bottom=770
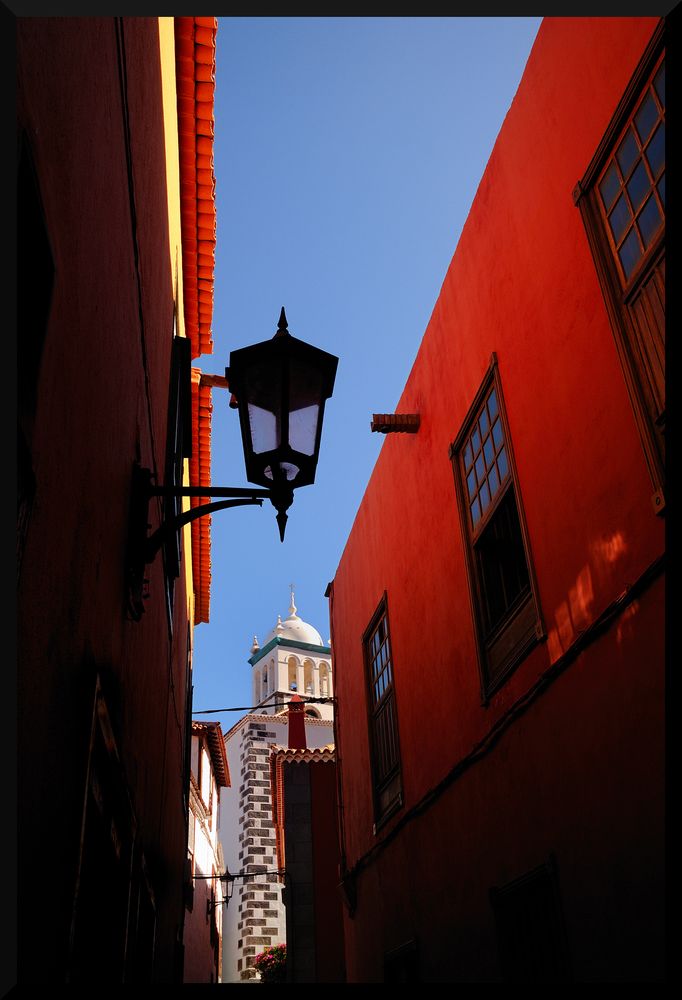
left=645, top=122, right=664, bottom=178
left=635, top=91, right=658, bottom=142
left=618, top=228, right=642, bottom=279
left=497, top=447, right=508, bottom=482
left=475, top=454, right=485, bottom=484
left=626, top=161, right=650, bottom=211
left=489, top=463, right=500, bottom=499
left=480, top=406, right=489, bottom=436
left=475, top=489, right=530, bottom=637
left=657, top=174, right=665, bottom=207
left=472, top=427, right=481, bottom=455
left=488, top=389, right=498, bottom=420
left=492, top=419, right=503, bottom=451
left=471, top=496, right=481, bottom=528
left=654, top=64, right=665, bottom=107
left=616, top=128, right=639, bottom=177
left=480, top=480, right=491, bottom=514
left=638, top=194, right=662, bottom=249
left=467, top=469, right=477, bottom=501
left=599, top=162, right=621, bottom=211
left=484, top=436, right=494, bottom=467
left=608, top=194, right=632, bottom=244
left=374, top=696, right=399, bottom=785
left=464, top=442, right=473, bottom=470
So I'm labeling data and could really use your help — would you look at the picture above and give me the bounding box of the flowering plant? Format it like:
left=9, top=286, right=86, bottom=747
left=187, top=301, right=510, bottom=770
left=253, top=943, right=287, bottom=982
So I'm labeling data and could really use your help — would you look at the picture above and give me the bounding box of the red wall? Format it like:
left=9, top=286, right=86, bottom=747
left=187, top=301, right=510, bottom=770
left=183, top=879, right=220, bottom=984
left=17, top=18, right=192, bottom=983
left=329, top=16, right=664, bottom=983
left=310, top=762, right=346, bottom=983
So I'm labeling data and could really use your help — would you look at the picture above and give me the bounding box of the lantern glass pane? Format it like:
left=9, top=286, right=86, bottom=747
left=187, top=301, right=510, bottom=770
left=288, top=354, right=326, bottom=452
left=247, top=403, right=279, bottom=454
left=289, top=403, right=320, bottom=456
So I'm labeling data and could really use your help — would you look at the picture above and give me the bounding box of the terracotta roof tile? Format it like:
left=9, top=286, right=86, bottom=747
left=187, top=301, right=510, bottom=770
left=192, top=720, right=230, bottom=787
left=175, top=17, right=217, bottom=360
left=190, top=368, right=213, bottom=623
left=271, top=745, right=336, bottom=764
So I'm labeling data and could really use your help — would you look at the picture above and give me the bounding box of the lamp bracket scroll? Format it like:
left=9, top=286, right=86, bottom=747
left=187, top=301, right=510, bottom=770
left=126, top=462, right=270, bottom=620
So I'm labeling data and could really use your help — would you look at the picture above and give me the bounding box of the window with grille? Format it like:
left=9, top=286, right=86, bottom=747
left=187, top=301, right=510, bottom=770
left=363, top=595, right=402, bottom=826
left=450, top=358, right=542, bottom=699
left=575, top=23, right=665, bottom=512
left=597, top=63, right=664, bottom=284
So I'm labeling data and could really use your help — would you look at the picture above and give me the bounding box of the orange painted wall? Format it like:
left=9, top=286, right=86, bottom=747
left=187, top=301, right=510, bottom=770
left=183, top=878, right=220, bottom=983
left=329, top=16, right=664, bottom=982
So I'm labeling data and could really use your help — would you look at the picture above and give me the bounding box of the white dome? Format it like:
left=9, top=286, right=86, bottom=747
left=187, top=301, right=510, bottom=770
left=263, top=594, right=324, bottom=647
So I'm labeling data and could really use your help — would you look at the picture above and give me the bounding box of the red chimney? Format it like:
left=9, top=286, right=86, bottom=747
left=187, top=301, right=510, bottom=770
left=287, top=694, right=307, bottom=750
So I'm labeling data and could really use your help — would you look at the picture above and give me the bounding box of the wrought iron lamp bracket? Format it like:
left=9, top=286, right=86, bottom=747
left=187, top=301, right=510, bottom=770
left=126, top=463, right=270, bottom=619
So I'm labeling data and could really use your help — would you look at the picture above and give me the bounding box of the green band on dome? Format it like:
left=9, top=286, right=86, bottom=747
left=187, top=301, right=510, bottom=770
left=249, top=635, right=331, bottom=666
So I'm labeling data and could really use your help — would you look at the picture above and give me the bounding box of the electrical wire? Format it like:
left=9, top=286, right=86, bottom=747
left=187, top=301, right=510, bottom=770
left=193, top=869, right=285, bottom=880
left=192, top=696, right=335, bottom=715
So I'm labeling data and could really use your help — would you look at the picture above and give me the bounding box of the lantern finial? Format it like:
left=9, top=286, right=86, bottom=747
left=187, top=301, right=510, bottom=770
left=276, top=307, right=289, bottom=337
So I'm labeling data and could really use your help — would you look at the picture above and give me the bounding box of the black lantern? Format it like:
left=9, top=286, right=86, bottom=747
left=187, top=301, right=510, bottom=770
left=126, top=308, right=337, bottom=619
left=226, top=308, right=338, bottom=541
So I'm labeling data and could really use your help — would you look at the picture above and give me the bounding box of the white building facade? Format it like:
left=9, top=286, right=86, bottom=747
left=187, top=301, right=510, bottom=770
left=184, top=722, right=229, bottom=983
left=220, top=596, right=334, bottom=982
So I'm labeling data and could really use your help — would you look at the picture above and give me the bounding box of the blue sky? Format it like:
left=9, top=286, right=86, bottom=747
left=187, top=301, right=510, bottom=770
left=192, top=16, right=542, bottom=719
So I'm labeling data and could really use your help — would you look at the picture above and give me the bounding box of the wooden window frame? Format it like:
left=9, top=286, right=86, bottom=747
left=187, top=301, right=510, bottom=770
left=573, top=21, right=665, bottom=513
left=450, top=356, right=543, bottom=703
left=363, top=593, right=403, bottom=830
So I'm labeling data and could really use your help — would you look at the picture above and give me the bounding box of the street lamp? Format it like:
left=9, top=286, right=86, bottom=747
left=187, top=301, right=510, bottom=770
left=227, top=307, right=339, bottom=542
left=126, top=308, right=338, bottom=617
left=207, top=875, right=234, bottom=916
